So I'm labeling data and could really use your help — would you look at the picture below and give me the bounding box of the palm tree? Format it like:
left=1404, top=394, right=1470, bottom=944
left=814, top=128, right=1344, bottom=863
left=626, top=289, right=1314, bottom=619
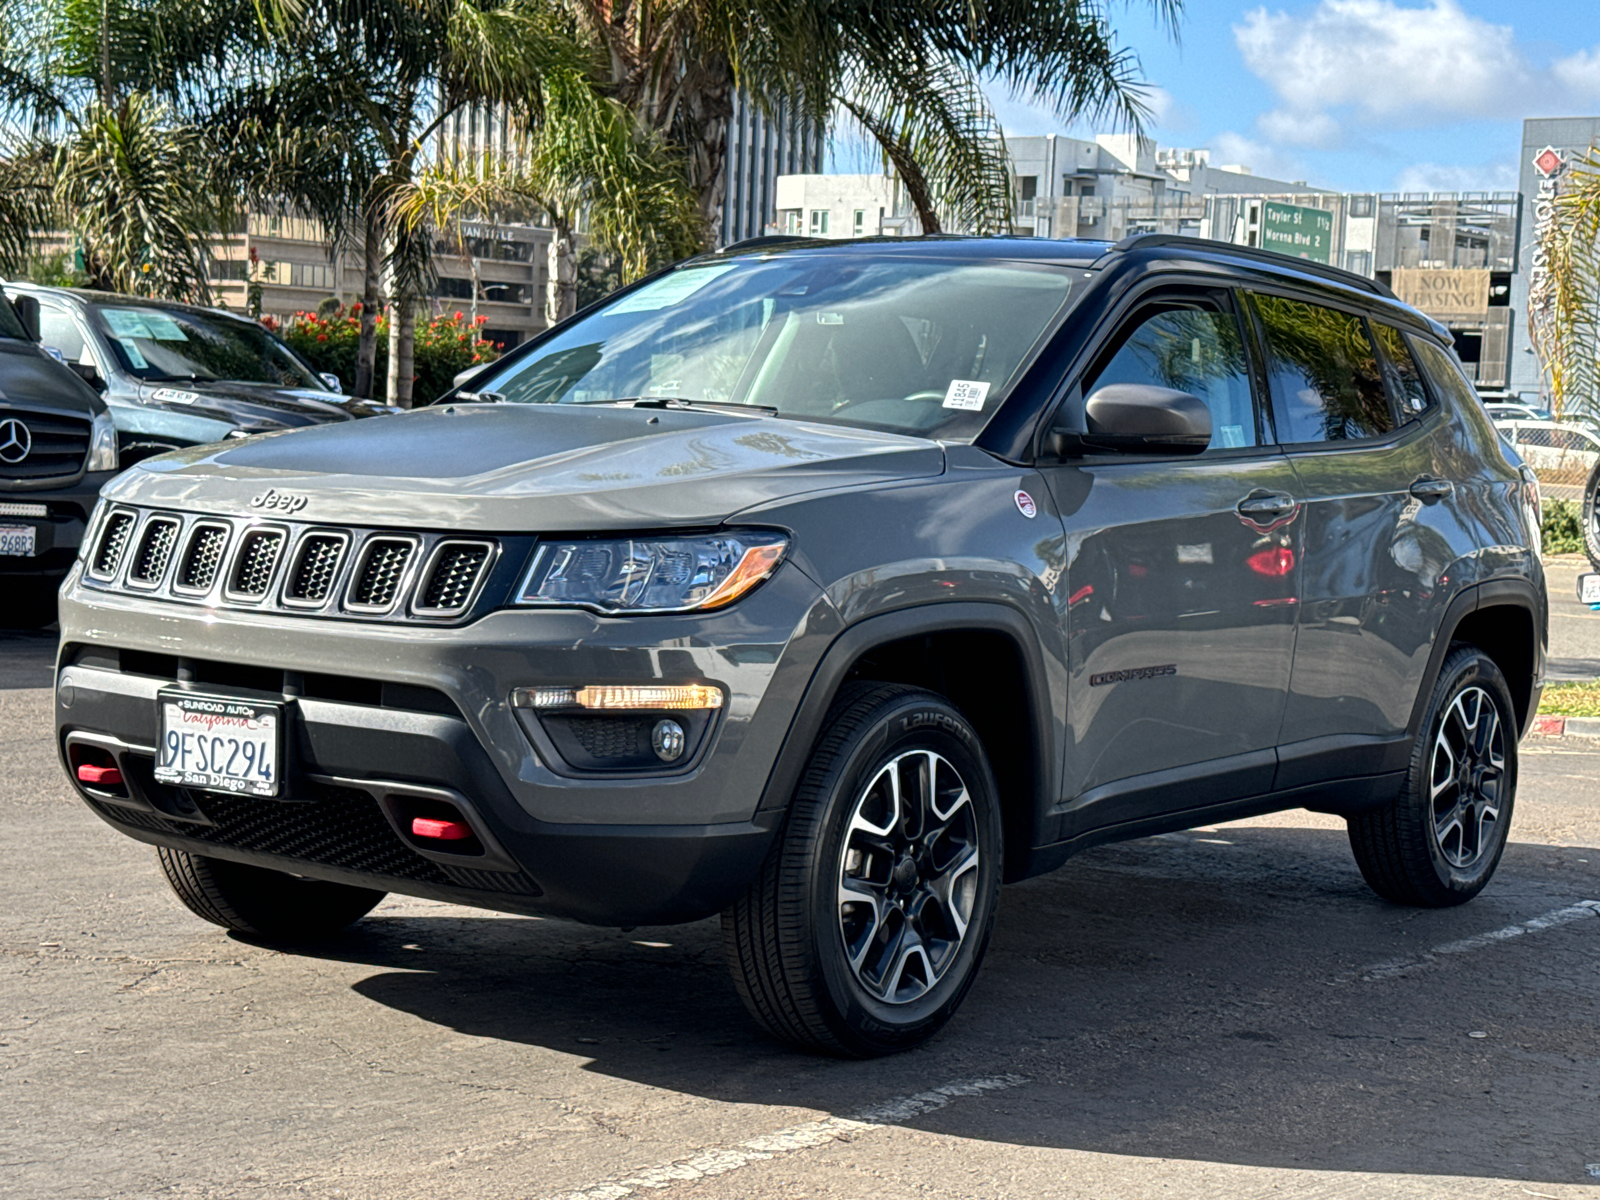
left=558, top=0, right=1182, bottom=241
left=1532, top=144, right=1600, bottom=420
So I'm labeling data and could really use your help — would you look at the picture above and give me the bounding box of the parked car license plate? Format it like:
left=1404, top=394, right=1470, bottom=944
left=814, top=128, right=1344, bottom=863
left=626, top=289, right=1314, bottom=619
left=1580, top=573, right=1600, bottom=605
left=0, top=524, right=36, bottom=557
left=154, top=693, right=281, bottom=797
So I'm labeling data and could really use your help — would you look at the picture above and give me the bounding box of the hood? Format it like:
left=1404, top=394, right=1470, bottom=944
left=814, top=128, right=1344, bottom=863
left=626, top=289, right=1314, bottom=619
left=134, top=380, right=361, bottom=430
left=0, top=340, right=106, bottom=418
left=103, top=402, right=947, bottom=530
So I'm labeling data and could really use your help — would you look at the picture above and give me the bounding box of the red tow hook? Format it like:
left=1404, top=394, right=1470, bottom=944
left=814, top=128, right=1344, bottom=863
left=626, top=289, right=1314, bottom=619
left=77, top=764, right=123, bottom=787
left=411, top=817, right=472, bottom=841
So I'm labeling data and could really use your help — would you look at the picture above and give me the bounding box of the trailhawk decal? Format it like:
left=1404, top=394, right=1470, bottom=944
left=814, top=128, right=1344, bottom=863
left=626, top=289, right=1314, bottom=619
left=1090, top=664, right=1177, bottom=687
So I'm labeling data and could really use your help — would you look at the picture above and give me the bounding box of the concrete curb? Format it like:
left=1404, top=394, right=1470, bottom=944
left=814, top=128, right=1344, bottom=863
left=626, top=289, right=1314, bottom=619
left=1532, top=714, right=1600, bottom=738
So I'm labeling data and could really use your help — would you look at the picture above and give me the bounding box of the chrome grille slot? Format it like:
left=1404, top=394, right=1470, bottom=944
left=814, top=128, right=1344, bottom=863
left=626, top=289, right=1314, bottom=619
left=414, top=541, right=493, bottom=615
left=227, top=529, right=285, bottom=599
left=347, top=538, right=415, bottom=611
left=0, top=410, right=90, bottom=482
left=285, top=533, right=347, bottom=605
left=174, top=524, right=229, bottom=593
left=90, top=511, right=137, bottom=578
left=126, top=517, right=180, bottom=587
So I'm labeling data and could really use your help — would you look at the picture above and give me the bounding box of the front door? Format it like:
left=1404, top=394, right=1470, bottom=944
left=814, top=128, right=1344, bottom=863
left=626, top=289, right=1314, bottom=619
left=1039, top=291, right=1302, bottom=838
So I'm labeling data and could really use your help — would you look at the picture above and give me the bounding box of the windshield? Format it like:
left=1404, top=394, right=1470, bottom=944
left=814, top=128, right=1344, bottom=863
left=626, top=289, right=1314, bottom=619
left=471, top=255, right=1076, bottom=437
left=90, top=303, right=324, bottom=389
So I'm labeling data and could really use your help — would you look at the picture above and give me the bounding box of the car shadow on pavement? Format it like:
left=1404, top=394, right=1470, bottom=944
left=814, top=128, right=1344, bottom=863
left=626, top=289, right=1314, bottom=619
left=0, top=629, right=56, bottom=689
left=284, top=825, right=1600, bottom=1185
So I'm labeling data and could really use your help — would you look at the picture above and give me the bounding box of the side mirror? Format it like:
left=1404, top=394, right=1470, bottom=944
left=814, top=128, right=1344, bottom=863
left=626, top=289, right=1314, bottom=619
left=12, top=294, right=40, bottom=343
left=318, top=372, right=342, bottom=392
left=70, top=361, right=105, bottom=391
left=1050, top=383, right=1211, bottom=457
left=453, top=363, right=489, bottom=391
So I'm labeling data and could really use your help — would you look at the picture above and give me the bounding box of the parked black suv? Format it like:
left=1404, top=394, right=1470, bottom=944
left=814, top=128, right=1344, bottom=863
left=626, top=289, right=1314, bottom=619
left=55, top=235, right=1546, bottom=1055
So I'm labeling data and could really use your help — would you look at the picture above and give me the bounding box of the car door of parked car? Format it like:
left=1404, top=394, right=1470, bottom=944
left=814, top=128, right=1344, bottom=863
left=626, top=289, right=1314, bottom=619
left=1250, top=292, right=1471, bottom=788
left=1037, top=288, right=1302, bottom=838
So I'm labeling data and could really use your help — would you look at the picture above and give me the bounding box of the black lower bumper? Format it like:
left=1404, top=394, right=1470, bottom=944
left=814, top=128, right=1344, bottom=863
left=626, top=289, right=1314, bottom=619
left=57, top=663, right=780, bottom=926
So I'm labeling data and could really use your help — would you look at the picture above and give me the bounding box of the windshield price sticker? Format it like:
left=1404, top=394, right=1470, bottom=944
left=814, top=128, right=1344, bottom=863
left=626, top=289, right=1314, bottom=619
left=943, top=379, right=990, bottom=411
left=155, top=694, right=281, bottom=798
left=607, top=264, right=741, bottom=314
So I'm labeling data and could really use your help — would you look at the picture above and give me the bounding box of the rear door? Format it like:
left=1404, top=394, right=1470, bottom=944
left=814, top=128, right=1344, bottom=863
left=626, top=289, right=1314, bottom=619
left=1249, top=292, right=1465, bottom=784
left=1038, top=287, right=1302, bottom=835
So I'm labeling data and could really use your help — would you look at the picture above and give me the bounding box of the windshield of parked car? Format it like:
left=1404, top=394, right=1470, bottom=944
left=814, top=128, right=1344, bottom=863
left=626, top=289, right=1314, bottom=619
left=469, top=255, right=1077, bottom=437
left=88, top=303, right=325, bottom=389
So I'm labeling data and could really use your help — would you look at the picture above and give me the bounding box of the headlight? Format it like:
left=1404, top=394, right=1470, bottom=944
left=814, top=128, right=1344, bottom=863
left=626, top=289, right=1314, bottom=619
left=515, top=532, right=788, bottom=614
left=86, top=411, right=118, bottom=472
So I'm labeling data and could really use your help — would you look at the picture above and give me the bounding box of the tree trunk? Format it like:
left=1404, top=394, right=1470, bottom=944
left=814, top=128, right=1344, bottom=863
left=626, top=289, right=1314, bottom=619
left=845, top=103, right=942, bottom=235
left=683, top=63, right=735, bottom=249
left=386, top=292, right=415, bottom=407
left=547, top=217, right=576, bottom=325
left=353, top=211, right=380, bottom=399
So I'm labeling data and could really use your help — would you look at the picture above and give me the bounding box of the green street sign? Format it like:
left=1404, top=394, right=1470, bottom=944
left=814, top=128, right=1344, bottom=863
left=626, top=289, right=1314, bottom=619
left=1261, top=201, right=1334, bottom=264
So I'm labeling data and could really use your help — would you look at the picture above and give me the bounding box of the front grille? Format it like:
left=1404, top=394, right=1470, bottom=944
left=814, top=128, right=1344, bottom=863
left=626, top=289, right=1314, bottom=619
left=91, top=512, right=137, bottom=578
left=0, top=410, right=90, bottom=481
left=228, top=529, right=284, bottom=598
left=568, top=717, right=645, bottom=761
left=175, top=524, right=229, bottom=592
left=416, top=541, right=492, bottom=614
left=285, top=533, right=346, bottom=605
left=127, top=517, right=179, bottom=587
left=349, top=538, right=414, bottom=610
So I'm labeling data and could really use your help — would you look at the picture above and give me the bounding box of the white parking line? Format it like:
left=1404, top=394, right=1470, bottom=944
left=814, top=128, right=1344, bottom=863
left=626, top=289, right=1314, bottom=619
left=545, top=1074, right=1028, bottom=1200
left=1359, top=900, right=1600, bottom=982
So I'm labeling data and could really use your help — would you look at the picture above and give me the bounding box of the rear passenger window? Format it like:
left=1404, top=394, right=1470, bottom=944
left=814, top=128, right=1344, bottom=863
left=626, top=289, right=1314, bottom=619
left=1086, top=305, right=1259, bottom=450
left=1372, top=323, right=1429, bottom=416
left=1251, top=294, right=1395, bottom=444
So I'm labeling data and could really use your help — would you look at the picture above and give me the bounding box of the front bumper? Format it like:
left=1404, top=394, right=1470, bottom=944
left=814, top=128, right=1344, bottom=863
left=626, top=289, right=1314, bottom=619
left=55, top=563, right=842, bottom=924
left=0, top=469, right=116, bottom=580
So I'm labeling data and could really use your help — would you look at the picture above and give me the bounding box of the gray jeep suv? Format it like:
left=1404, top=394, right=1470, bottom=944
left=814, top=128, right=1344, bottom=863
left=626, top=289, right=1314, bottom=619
left=54, top=235, right=1547, bottom=1055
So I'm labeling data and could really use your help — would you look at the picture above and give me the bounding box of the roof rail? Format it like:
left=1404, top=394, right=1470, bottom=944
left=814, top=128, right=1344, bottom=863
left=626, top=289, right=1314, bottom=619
left=1099, top=233, right=1396, bottom=300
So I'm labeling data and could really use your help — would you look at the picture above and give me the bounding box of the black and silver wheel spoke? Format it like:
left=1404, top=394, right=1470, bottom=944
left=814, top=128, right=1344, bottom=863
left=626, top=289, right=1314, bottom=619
left=1430, top=686, right=1506, bottom=869
left=839, top=749, right=979, bottom=1004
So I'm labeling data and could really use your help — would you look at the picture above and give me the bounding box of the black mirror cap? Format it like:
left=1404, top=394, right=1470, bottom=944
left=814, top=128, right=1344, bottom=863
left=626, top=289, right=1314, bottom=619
left=1077, top=383, right=1211, bottom=456
left=12, top=294, right=39, bottom=343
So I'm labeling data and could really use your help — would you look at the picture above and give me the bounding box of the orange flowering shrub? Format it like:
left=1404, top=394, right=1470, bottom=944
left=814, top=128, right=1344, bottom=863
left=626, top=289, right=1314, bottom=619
left=277, top=304, right=501, bottom=406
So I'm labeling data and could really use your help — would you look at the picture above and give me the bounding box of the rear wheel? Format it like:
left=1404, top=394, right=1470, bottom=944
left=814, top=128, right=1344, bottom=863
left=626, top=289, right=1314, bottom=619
left=1, top=576, right=59, bottom=630
left=1347, top=645, right=1517, bottom=907
left=722, top=685, right=1003, bottom=1056
left=1582, top=457, right=1600, bottom=571
left=157, top=848, right=386, bottom=940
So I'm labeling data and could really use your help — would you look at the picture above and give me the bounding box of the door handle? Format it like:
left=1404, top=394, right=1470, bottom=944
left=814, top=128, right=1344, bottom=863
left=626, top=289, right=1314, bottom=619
left=1409, top=476, right=1454, bottom=501
left=1236, top=491, right=1296, bottom=519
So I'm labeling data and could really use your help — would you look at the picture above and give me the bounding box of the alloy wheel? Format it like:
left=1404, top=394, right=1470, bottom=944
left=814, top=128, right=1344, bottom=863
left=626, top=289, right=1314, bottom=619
left=1430, top=686, right=1506, bottom=869
left=837, top=750, right=980, bottom=1004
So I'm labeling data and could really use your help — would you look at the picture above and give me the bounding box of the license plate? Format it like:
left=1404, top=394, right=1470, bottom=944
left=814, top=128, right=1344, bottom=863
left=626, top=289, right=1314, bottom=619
left=154, top=693, right=282, bottom=797
left=1580, top=573, right=1600, bottom=605
left=0, top=524, right=35, bottom=557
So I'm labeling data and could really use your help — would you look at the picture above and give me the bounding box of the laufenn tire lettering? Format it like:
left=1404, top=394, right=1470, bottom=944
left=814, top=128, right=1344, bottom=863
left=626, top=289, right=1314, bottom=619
left=1090, top=664, right=1177, bottom=687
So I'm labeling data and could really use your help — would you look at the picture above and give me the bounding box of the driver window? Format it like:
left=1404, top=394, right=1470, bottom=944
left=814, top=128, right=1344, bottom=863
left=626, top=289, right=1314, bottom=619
left=38, top=305, right=95, bottom=368
left=1084, top=303, right=1260, bottom=450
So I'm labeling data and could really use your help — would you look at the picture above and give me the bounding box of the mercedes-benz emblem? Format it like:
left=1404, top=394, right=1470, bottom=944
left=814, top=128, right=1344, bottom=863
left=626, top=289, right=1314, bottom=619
left=0, top=418, right=31, bottom=464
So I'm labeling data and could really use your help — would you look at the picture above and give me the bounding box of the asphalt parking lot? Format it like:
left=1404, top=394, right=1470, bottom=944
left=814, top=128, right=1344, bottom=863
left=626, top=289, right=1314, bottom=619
left=4, top=587, right=1599, bottom=1199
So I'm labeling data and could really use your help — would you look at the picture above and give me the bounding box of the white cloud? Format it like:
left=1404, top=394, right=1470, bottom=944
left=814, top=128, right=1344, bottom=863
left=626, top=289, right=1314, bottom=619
left=1257, top=108, right=1342, bottom=149
left=1235, top=0, right=1530, bottom=128
left=1392, top=160, right=1518, bottom=194
left=1553, top=46, right=1600, bottom=99
left=1211, top=132, right=1305, bottom=183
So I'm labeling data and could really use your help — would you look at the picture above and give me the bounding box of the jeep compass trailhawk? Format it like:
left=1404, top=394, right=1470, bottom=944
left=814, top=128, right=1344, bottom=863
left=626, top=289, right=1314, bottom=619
left=55, top=235, right=1547, bottom=1055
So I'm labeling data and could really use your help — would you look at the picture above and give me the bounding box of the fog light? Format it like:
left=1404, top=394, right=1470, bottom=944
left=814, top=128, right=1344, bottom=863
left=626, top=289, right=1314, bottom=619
left=652, top=719, right=686, bottom=762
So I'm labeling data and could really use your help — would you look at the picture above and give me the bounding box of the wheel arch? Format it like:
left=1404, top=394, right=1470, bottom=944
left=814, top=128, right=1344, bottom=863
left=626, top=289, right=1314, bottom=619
left=757, top=603, right=1058, bottom=883
left=1410, top=579, right=1546, bottom=740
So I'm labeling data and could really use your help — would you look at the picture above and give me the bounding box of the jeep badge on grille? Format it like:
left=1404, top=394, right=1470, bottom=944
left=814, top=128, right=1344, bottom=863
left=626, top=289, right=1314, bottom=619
left=249, top=488, right=308, bottom=514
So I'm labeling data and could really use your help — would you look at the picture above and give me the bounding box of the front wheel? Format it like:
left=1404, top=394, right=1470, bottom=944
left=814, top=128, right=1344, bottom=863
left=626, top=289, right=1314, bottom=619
left=722, top=685, right=1003, bottom=1056
left=157, top=848, right=386, bottom=940
left=1347, top=645, right=1517, bottom=907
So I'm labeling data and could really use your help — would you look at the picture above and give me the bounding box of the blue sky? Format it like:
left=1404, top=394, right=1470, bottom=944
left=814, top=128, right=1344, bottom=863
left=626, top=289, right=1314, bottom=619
left=983, top=0, right=1600, bottom=194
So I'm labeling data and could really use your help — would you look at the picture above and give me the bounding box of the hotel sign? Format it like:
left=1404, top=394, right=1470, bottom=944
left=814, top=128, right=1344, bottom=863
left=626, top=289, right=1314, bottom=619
left=1391, top=268, right=1491, bottom=320
left=1261, top=201, right=1334, bottom=264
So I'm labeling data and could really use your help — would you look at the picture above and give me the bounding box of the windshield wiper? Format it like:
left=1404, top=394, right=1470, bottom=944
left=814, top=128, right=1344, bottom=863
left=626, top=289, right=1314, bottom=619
left=603, top=397, right=778, bottom=415
left=142, top=372, right=202, bottom=383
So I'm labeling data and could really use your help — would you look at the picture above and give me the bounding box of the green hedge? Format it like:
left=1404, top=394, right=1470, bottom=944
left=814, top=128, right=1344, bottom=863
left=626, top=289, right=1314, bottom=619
left=1542, top=498, right=1585, bottom=556
left=274, top=304, right=501, bottom=407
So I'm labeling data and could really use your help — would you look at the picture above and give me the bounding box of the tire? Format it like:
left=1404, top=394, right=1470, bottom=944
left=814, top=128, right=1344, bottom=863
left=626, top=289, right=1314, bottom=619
left=157, top=848, right=386, bottom=940
left=1, top=576, right=60, bottom=630
left=1348, top=645, right=1518, bottom=907
left=722, top=684, right=1004, bottom=1056
left=1582, top=456, right=1600, bottom=572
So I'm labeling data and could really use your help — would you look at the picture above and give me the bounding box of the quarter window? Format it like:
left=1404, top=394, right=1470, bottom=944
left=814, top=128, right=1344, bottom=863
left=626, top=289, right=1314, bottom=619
left=1410, top=337, right=1484, bottom=416
left=1372, top=323, right=1430, bottom=416
left=1086, top=304, right=1260, bottom=450
left=38, top=306, right=89, bottom=365
left=1253, top=294, right=1395, bottom=444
